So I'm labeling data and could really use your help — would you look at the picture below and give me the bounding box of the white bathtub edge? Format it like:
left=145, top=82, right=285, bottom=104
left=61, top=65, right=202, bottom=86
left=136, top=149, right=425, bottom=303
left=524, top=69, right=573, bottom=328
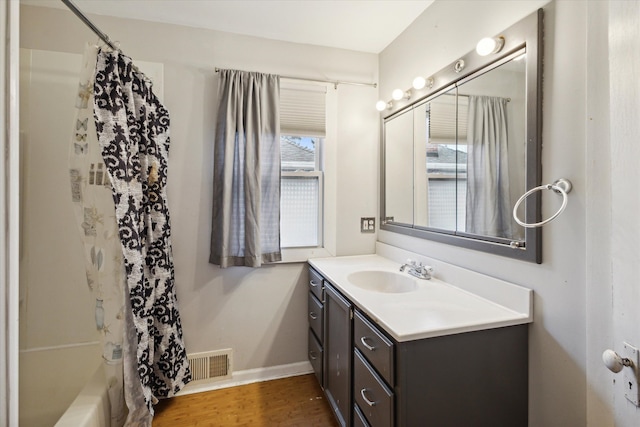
left=54, top=365, right=109, bottom=427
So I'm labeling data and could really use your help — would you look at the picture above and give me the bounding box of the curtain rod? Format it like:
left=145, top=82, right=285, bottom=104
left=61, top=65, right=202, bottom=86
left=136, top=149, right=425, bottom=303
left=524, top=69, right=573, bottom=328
left=443, top=92, right=511, bottom=102
left=214, top=68, right=377, bottom=89
left=61, top=0, right=117, bottom=50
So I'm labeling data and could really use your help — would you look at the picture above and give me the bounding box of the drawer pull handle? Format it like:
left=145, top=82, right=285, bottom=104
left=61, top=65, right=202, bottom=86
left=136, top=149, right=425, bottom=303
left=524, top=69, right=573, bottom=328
left=310, top=280, right=320, bottom=287
left=309, top=351, right=318, bottom=360
left=309, top=312, right=318, bottom=320
left=361, top=336, right=377, bottom=351
left=360, top=388, right=377, bottom=407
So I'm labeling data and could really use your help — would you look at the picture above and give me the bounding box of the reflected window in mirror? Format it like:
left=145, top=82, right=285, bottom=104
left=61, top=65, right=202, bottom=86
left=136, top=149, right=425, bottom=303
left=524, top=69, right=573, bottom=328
left=425, top=89, right=465, bottom=232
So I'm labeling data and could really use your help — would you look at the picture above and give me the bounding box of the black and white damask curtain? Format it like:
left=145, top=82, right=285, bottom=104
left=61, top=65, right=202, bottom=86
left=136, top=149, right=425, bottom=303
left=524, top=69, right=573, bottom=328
left=209, top=69, right=282, bottom=268
left=93, top=48, right=191, bottom=425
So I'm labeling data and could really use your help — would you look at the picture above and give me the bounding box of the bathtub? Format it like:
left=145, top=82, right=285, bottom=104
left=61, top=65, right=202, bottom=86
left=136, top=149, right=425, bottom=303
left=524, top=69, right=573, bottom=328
left=55, top=366, right=111, bottom=427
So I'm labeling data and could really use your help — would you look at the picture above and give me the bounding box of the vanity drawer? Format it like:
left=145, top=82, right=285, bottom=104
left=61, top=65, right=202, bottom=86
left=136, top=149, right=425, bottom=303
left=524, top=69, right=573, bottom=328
left=308, top=329, right=323, bottom=387
left=354, top=349, right=393, bottom=427
left=308, top=292, right=324, bottom=342
left=309, top=268, right=324, bottom=301
left=354, top=310, right=394, bottom=386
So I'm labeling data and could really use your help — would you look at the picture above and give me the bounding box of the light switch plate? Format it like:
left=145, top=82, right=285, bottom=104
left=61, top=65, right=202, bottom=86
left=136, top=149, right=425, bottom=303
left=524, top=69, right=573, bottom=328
left=623, top=342, right=640, bottom=406
left=360, top=217, right=375, bottom=233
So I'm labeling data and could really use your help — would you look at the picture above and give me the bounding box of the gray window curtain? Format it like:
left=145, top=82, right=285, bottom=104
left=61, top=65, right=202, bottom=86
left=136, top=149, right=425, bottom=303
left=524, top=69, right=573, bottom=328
left=465, top=95, right=513, bottom=238
left=210, top=69, right=282, bottom=268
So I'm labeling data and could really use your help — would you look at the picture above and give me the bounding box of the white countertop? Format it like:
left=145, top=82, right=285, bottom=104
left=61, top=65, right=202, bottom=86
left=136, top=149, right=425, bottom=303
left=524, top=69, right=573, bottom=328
left=309, top=253, right=532, bottom=342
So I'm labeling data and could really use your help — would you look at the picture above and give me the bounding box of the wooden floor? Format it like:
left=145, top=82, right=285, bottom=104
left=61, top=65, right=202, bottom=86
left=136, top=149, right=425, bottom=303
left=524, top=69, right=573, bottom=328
left=153, top=374, right=339, bottom=426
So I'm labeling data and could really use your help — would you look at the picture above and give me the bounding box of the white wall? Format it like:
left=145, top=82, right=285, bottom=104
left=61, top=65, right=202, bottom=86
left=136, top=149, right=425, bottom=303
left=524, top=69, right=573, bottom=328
left=379, top=1, right=590, bottom=426
left=19, top=2, right=378, bottom=423
left=585, top=1, right=613, bottom=425
left=608, top=1, right=640, bottom=425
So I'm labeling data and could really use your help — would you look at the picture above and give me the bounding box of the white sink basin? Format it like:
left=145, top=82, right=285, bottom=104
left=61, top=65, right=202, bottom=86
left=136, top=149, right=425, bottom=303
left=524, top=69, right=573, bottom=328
left=347, top=270, right=418, bottom=293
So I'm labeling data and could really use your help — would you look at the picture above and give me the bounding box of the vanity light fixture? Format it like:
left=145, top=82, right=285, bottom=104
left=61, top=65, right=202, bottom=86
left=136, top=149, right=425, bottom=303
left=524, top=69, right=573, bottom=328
left=412, top=76, right=426, bottom=90
left=392, top=88, right=411, bottom=101
left=376, top=100, right=392, bottom=111
left=412, top=76, right=434, bottom=90
left=476, top=36, right=505, bottom=56
left=377, top=77, right=434, bottom=112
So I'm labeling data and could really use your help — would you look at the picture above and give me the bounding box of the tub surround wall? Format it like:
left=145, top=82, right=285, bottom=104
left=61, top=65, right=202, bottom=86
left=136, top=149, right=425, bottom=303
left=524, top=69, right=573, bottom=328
left=18, top=47, right=105, bottom=426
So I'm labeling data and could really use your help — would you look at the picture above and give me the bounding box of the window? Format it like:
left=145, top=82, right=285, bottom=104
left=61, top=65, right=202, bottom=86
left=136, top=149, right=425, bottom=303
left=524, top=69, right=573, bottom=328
left=425, top=95, right=468, bottom=231
left=279, top=83, right=326, bottom=250
left=280, top=136, right=323, bottom=248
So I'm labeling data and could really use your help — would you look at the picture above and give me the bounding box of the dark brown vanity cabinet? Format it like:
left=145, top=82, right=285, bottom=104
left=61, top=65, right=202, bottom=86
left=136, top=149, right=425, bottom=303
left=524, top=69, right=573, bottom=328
left=308, top=266, right=528, bottom=427
left=353, top=308, right=528, bottom=427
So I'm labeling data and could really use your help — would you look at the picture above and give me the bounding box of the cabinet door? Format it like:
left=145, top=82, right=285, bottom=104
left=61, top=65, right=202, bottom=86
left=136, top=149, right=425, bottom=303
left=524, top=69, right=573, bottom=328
left=324, top=283, right=353, bottom=427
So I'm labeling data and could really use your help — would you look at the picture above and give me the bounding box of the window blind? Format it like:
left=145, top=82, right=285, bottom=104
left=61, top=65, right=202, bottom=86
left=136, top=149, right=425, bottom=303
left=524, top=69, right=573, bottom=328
left=428, top=95, right=468, bottom=144
left=280, top=83, right=327, bottom=137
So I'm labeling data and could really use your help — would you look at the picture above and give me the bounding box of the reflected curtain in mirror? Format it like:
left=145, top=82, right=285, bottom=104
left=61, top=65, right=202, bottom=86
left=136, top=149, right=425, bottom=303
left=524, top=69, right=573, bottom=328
left=465, top=95, right=512, bottom=238
left=210, top=69, right=282, bottom=268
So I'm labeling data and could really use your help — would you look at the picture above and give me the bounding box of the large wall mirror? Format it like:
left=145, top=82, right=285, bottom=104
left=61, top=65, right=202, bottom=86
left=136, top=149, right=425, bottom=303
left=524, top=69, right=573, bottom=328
left=381, top=9, right=543, bottom=263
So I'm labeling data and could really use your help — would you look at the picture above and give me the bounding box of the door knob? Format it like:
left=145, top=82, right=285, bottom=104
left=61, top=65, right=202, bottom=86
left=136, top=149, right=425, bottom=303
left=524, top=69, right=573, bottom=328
left=603, top=349, right=633, bottom=373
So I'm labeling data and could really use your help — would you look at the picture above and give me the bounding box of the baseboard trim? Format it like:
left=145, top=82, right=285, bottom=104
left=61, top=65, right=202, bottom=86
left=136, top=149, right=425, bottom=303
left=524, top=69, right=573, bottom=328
left=176, top=361, right=313, bottom=396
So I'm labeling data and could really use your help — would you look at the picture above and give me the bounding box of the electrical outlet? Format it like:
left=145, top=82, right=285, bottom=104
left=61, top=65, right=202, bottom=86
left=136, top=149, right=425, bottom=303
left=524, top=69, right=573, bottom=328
left=623, top=342, right=640, bottom=406
left=360, top=217, right=375, bottom=233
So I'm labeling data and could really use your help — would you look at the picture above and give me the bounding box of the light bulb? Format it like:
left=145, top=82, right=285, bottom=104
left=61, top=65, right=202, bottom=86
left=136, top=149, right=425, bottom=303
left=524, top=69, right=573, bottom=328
left=412, top=76, right=426, bottom=90
left=476, top=36, right=505, bottom=56
left=392, top=89, right=404, bottom=101
left=375, top=100, right=388, bottom=111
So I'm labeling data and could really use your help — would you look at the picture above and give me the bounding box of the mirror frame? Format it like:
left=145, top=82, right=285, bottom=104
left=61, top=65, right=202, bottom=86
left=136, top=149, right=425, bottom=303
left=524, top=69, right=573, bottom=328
left=380, top=9, right=543, bottom=263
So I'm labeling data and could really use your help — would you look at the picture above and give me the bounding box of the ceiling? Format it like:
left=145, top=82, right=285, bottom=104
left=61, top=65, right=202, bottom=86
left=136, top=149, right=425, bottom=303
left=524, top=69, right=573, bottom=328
left=23, top=0, right=434, bottom=53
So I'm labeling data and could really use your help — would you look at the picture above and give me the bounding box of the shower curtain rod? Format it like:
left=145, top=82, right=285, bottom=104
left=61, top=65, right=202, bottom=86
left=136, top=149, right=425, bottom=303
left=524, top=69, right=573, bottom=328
left=61, top=0, right=118, bottom=50
left=214, top=68, right=377, bottom=89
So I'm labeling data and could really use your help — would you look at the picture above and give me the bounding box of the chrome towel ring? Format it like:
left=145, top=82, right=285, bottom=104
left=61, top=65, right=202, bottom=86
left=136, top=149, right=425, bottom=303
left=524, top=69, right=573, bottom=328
left=513, top=179, right=573, bottom=228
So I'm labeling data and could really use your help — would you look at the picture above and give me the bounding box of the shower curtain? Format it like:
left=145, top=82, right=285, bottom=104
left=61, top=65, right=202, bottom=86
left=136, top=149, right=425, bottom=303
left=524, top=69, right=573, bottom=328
left=92, top=47, right=191, bottom=425
left=68, top=43, right=127, bottom=427
left=466, top=95, right=513, bottom=238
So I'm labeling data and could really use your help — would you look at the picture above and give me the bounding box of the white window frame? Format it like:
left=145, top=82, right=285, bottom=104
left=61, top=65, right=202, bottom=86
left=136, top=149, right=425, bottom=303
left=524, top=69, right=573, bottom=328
left=280, top=169, right=324, bottom=248
left=279, top=81, right=335, bottom=262
left=280, top=163, right=331, bottom=261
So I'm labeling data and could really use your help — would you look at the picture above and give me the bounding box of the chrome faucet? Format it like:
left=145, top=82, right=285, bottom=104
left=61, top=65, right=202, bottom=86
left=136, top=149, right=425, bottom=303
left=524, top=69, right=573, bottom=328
left=399, top=259, right=433, bottom=280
